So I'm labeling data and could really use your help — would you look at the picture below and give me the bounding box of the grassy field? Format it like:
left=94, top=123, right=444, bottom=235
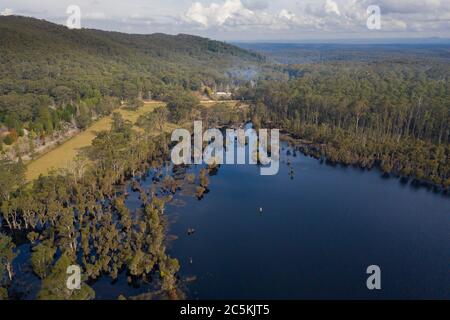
left=26, top=100, right=240, bottom=181
left=26, top=102, right=163, bottom=181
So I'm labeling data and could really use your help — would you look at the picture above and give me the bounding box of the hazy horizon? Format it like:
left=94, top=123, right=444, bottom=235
left=1, top=0, right=450, bottom=41
left=3, top=14, right=450, bottom=46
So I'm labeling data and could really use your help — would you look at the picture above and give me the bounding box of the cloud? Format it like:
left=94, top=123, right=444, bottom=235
left=360, top=0, right=450, bottom=33
left=1, top=0, right=449, bottom=39
left=84, top=12, right=108, bottom=20
left=241, top=0, right=269, bottom=10
left=325, top=0, right=341, bottom=16
left=306, top=0, right=344, bottom=18
left=1, top=8, right=13, bottom=16
left=374, top=0, right=446, bottom=14
left=184, top=0, right=317, bottom=30
left=185, top=0, right=256, bottom=28
left=278, top=9, right=296, bottom=21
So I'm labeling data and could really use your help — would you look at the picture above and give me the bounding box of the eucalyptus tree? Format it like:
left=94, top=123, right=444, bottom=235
left=0, top=233, right=17, bottom=299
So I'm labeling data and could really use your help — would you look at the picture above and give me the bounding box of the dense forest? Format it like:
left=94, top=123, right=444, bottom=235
left=0, top=16, right=264, bottom=148
left=236, top=59, right=449, bottom=188
left=237, top=42, right=450, bottom=65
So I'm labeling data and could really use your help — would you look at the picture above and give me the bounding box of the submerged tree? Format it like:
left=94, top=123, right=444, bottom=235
left=31, top=240, right=57, bottom=279
left=37, top=253, right=95, bottom=300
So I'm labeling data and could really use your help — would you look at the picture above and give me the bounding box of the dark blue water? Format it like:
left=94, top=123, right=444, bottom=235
left=164, top=144, right=450, bottom=299
left=11, top=142, right=449, bottom=300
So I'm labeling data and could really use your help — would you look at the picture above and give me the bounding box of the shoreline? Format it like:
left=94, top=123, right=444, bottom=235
left=280, top=132, right=449, bottom=195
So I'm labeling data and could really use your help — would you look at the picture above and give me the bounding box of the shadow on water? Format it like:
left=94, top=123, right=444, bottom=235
left=164, top=141, right=450, bottom=299
left=5, top=140, right=450, bottom=299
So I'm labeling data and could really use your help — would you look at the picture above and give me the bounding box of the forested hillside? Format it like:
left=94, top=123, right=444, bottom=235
left=0, top=16, right=263, bottom=145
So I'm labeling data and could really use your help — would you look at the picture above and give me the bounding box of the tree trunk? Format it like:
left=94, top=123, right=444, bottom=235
left=6, top=263, right=13, bottom=281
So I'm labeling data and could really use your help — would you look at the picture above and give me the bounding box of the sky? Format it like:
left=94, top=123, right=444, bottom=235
left=1, top=0, right=450, bottom=41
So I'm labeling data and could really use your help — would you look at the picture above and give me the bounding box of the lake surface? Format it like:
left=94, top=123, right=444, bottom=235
left=12, top=142, right=449, bottom=300
left=162, top=143, right=450, bottom=300
left=10, top=144, right=450, bottom=299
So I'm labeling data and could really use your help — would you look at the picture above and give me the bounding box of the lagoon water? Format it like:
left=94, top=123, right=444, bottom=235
left=12, top=142, right=449, bottom=300
left=164, top=144, right=450, bottom=299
